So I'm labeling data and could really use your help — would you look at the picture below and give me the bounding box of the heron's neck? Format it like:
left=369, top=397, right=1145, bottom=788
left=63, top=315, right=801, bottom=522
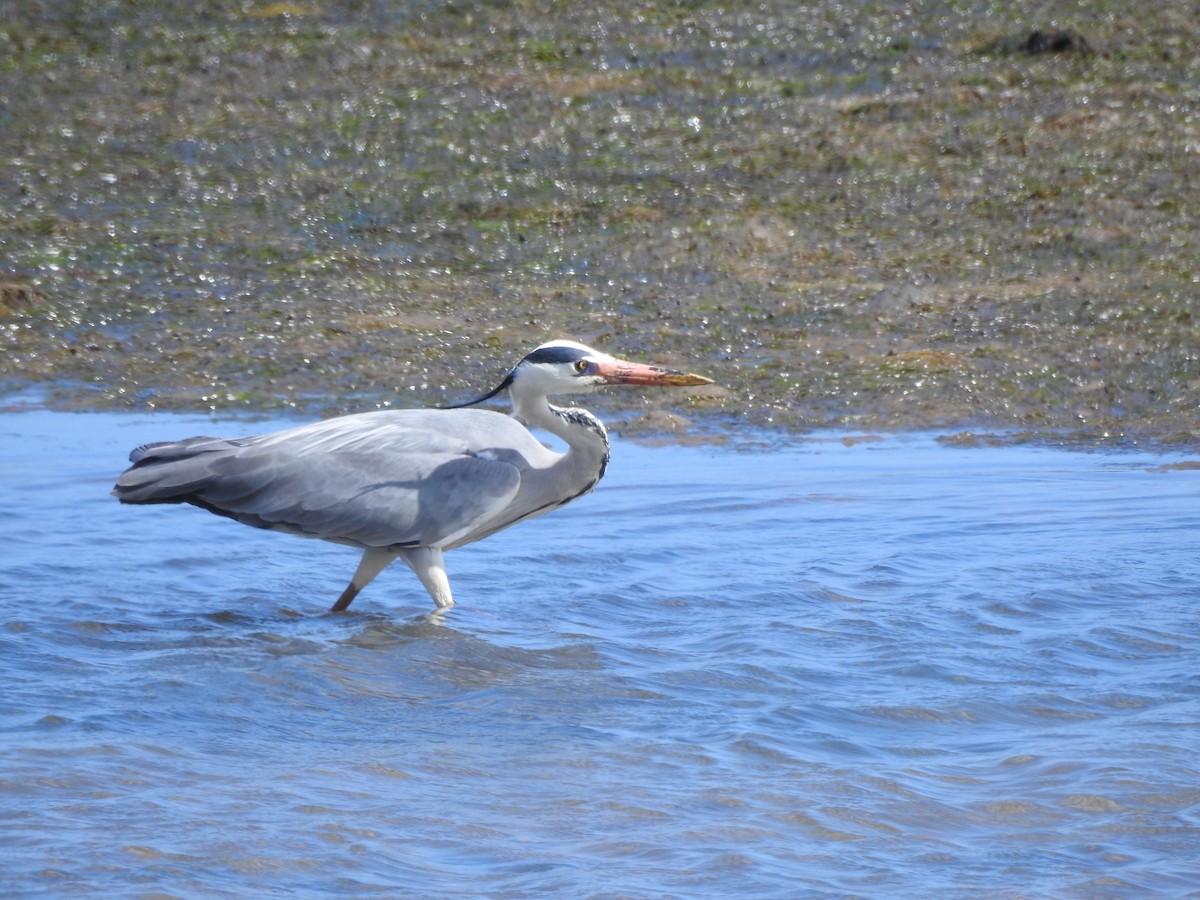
left=514, top=394, right=610, bottom=473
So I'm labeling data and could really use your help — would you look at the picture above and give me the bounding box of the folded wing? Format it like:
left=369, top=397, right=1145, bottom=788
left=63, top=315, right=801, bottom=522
left=113, top=411, right=529, bottom=549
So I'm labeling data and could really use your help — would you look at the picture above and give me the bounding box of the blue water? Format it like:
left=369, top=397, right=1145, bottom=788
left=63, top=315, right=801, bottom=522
left=2, top=409, right=1199, bottom=897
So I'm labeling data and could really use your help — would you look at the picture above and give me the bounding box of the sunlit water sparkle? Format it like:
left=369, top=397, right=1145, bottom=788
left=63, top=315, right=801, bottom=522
left=2, top=410, right=1199, bottom=897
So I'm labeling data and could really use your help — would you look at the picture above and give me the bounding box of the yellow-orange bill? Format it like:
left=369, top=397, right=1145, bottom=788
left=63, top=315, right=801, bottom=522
left=595, top=360, right=714, bottom=387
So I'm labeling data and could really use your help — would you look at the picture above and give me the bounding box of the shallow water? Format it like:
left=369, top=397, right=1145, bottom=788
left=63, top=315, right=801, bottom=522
left=2, top=410, right=1199, bottom=898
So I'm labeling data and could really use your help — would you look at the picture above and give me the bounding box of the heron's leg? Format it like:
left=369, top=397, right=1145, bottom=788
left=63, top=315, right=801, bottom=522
left=330, top=547, right=397, bottom=612
left=400, top=546, right=455, bottom=609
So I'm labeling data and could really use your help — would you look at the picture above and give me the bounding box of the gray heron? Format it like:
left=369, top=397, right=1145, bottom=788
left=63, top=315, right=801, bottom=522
left=113, top=340, right=712, bottom=612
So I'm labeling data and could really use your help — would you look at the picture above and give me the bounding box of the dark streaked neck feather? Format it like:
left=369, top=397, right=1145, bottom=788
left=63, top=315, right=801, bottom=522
left=551, top=404, right=610, bottom=484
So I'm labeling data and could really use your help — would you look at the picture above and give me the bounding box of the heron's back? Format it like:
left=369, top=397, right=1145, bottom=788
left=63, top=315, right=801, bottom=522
left=112, top=409, right=583, bottom=550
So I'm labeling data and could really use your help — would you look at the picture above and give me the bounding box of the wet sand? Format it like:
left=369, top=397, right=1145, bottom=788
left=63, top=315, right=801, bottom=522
left=2, top=2, right=1197, bottom=445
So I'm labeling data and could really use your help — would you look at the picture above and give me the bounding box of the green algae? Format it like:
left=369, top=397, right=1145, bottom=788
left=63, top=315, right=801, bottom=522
left=2, top=1, right=1199, bottom=445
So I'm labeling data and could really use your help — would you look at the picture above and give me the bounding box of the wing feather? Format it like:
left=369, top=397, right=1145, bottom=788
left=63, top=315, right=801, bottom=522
left=113, top=410, right=541, bottom=548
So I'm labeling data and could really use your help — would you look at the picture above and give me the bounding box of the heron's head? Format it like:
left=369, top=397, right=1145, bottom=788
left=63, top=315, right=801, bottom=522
left=443, top=339, right=712, bottom=409
left=514, top=340, right=713, bottom=395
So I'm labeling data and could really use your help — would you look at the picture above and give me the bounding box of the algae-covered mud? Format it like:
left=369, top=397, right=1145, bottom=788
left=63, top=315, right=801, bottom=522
left=2, top=1, right=1198, bottom=443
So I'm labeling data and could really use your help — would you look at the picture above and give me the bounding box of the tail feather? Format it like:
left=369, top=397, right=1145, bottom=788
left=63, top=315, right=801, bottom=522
left=128, top=440, right=182, bottom=464
left=113, top=436, right=236, bottom=504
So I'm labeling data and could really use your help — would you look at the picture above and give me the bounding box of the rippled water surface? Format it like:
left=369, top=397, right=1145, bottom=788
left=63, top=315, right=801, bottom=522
left=3, top=410, right=1199, bottom=897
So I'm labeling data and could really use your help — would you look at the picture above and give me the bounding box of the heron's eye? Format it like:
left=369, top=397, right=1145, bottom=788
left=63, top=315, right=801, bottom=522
left=574, top=359, right=590, bottom=374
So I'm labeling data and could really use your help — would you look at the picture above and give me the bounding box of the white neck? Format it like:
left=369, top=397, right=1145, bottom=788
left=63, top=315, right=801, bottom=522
left=512, top=391, right=610, bottom=483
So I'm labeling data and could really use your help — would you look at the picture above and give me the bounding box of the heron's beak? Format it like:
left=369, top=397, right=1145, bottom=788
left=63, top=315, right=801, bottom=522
left=594, top=359, right=714, bottom=387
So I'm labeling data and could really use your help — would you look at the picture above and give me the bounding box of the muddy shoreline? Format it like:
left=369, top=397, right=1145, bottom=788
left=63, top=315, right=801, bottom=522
left=3, top=2, right=1198, bottom=446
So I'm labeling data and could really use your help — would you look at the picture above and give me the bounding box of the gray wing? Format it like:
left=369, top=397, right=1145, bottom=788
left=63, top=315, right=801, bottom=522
left=113, top=410, right=543, bottom=549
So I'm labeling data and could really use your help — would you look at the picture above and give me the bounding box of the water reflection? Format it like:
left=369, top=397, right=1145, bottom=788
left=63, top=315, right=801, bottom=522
left=2, top=411, right=1199, bottom=896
